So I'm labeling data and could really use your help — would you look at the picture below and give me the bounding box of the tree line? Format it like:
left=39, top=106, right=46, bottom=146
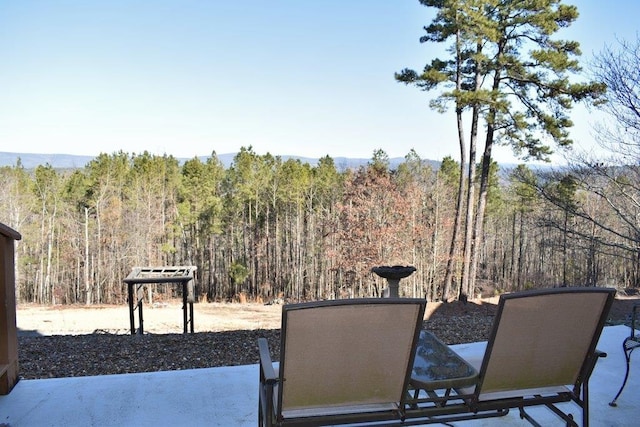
left=4, top=1, right=640, bottom=305
left=1, top=143, right=638, bottom=306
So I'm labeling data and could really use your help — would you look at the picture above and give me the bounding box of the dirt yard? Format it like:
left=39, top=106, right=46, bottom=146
left=16, top=301, right=284, bottom=336
left=15, top=299, right=465, bottom=336
left=16, top=294, right=637, bottom=337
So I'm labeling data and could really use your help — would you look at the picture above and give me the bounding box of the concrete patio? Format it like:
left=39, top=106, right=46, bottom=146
left=1, top=325, right=638, bottom=426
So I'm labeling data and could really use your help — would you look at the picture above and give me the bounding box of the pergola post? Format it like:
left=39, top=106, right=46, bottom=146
left=0, top=222, right=21, bottom=395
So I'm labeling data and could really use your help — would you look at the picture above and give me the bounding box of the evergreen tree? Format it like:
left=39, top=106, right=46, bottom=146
left=396, top=0, right=605, bottom=297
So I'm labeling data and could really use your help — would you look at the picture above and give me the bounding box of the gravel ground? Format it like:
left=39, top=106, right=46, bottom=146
left=17, top=297, right=637, bottom=380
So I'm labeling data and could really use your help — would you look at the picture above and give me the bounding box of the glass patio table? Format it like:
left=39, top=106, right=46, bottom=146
left=410, top=330, right=479, bottom=398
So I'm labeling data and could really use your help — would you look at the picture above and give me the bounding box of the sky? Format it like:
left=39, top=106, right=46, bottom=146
left=1, top=1, right=638, bottom=165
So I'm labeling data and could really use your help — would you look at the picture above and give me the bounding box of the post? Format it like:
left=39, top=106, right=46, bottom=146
left=0, top=223, right=22, bottom=395
left=371, top=266, right=416, bottom=298
left=385, top=278, right=402, bottom=298
left=128, top=282, right=135, bottom=335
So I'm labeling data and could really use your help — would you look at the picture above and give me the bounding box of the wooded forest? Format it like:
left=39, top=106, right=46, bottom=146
left=1, top=145, right=638, bottom=306
left=3, top=3, right=640, bottom=306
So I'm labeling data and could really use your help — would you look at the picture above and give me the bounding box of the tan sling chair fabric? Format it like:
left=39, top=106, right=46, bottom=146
left=479, top=290, right=611, bottom=397
left=258, top=298, right=426, bottom=426
left=405, top=288, right=615, bottom=427
left=259, top=288, right=614, bottom=426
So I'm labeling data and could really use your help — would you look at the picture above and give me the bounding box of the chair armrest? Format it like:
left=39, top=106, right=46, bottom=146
left=574, top=348, right=608, bottom=396
left=258, top=338, right=278, bottom=384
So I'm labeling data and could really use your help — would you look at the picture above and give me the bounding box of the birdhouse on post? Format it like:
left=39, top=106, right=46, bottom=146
left=0, top=222, right=21, bottom=395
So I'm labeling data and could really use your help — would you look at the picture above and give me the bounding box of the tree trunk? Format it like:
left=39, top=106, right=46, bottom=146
left=469, top=145, right=493, bottom=297
left=442, top=26, right=467, bottom=302
left=460, top=104, right=480, bottom=300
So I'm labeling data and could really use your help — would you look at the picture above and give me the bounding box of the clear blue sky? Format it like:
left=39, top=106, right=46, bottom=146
left=1, top=1, right=638, bottom=164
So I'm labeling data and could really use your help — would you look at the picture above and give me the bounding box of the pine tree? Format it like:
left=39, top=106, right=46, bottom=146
left=396, top=0, right=605, bottom=298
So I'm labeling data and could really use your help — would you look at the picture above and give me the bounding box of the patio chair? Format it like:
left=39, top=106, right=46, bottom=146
left=257, top=298, right=426, bottom=426
left=609, top=302, right=640, bottom=407
left=405, top=287, right=616, bottom=427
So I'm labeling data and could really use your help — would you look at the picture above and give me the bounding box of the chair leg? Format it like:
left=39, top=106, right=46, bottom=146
left=258, top=382, right=264, bottom=427
left=518, top=406, right=541, bottom=426
left=258, top=384, right=272, bottom=427
left=582, top=375, right=589, bottom=427
left=609, top=339, right=635, bottom=407
left=519, top=405, right=578, bottom=427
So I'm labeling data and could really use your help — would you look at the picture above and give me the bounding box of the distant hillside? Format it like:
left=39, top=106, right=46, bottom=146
left=0, top=151, right=441, bottom=171
left=0, top=152, right=95, bottom=169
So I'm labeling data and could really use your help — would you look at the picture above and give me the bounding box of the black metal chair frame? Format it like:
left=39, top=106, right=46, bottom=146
left=609, top=302, right=640, bottom=407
